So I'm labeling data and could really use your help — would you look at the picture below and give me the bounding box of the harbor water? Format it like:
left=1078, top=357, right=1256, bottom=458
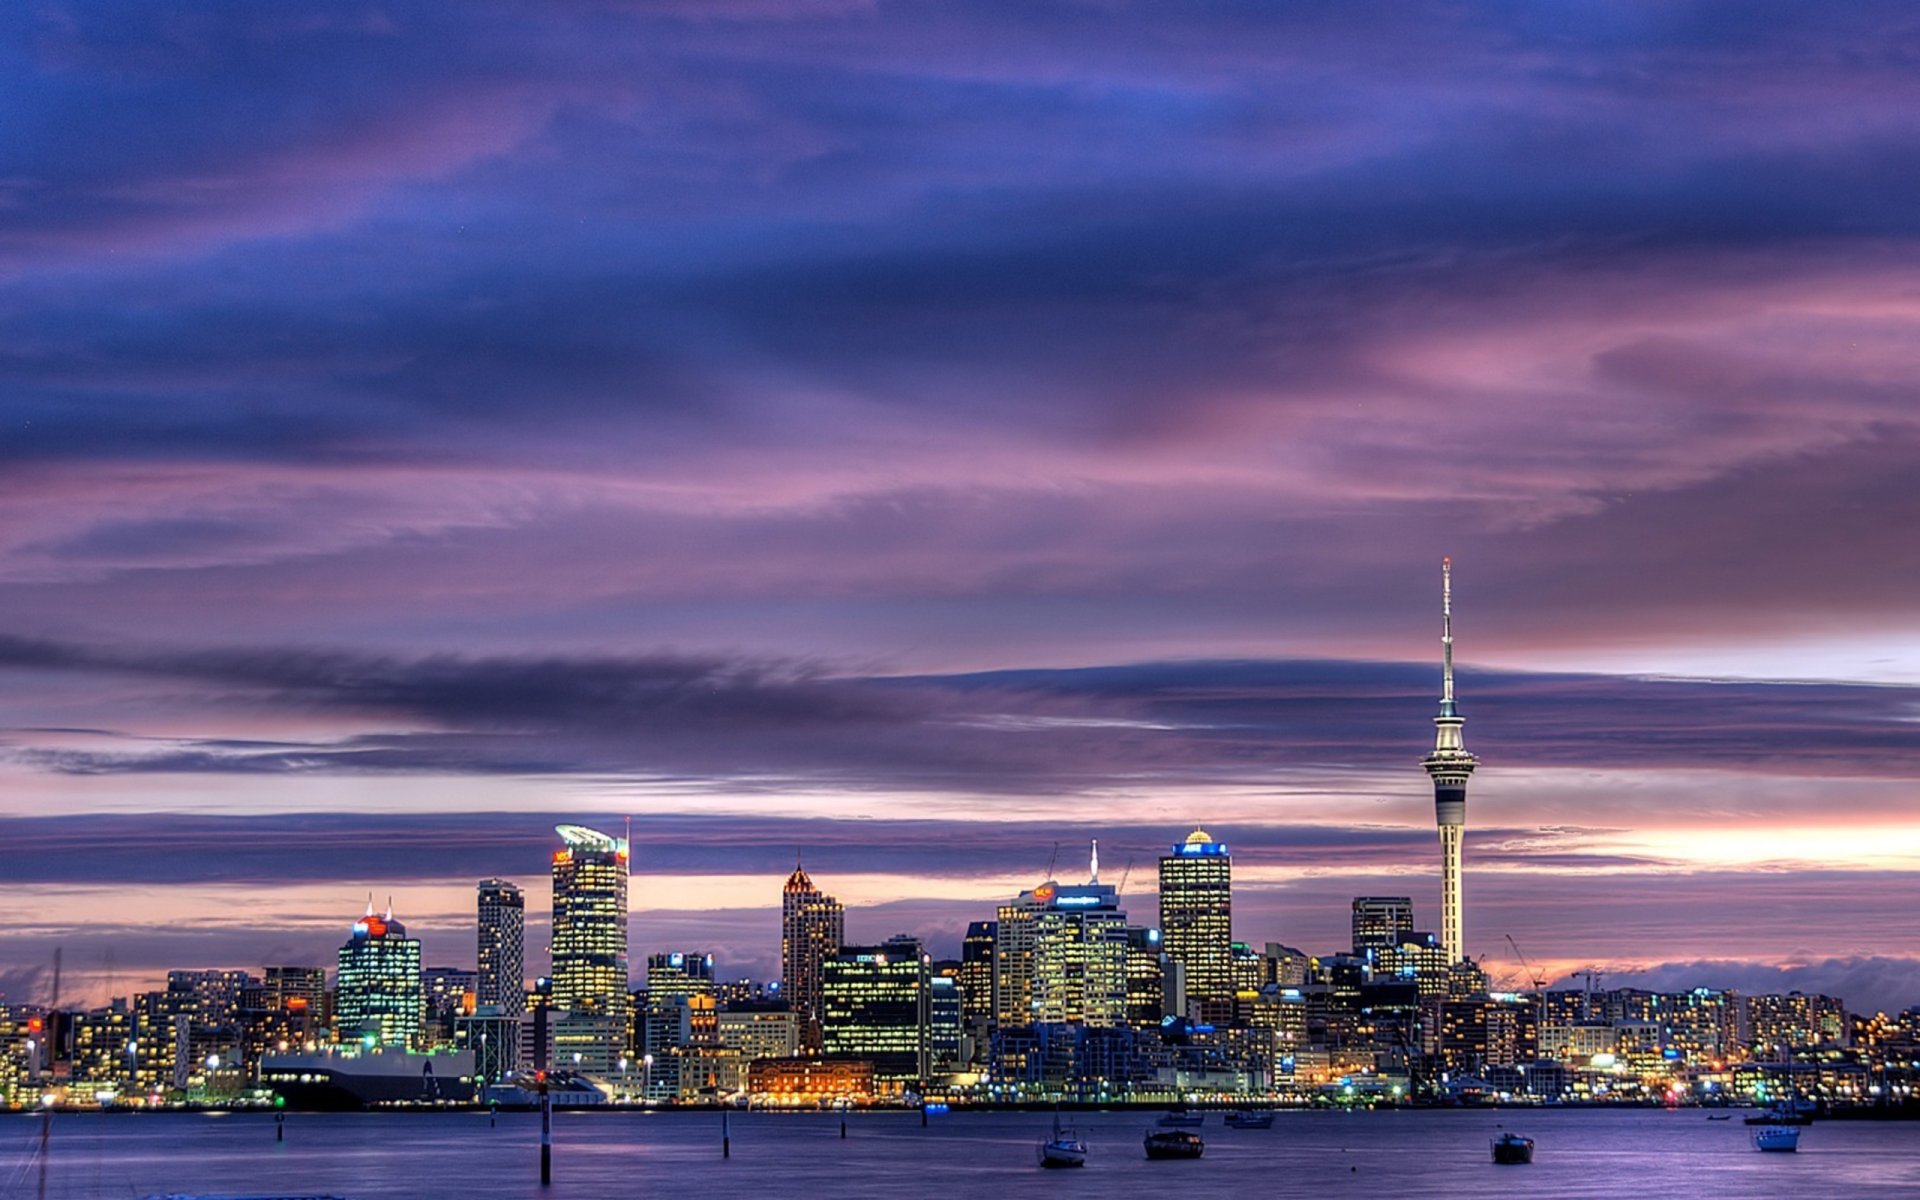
left=6, top=1107, right=1920, bottom=1199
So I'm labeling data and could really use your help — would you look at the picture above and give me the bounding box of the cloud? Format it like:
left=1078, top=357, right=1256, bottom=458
left=1595, top=956, right=1920, bottom=1018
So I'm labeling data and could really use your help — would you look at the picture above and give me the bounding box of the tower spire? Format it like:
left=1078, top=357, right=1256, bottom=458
left=1423, top=555, right=1479, bottom=964
left=1089, top=838, right=1100, bottom=884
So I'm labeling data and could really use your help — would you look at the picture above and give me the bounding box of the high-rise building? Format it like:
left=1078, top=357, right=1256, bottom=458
left=781, top=862, right=844, bottom=1051
left=957, top=921, right=996, bottom=1031
left=1422, top=558, right=1479, bottom=963
left=550, top=824, right=630, bottom=1022
left=1351, top=897, right=1415, bottom=955
left=477, top=879, right=526, bottom=1017
left=822, top=937, right=930, bottom=1089
left=646, top=952, right=717, bottom=1000
left=1158, top=828, right=1232, bottom=1017
left=335, top=900, right=424, bottom=1049
left=994, top=872, right=1130, bottom=1029
left=1123, top=926, right=1166, bottom=1027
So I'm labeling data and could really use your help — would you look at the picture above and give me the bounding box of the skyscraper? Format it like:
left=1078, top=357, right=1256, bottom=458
left=477, top=879, right=525, bottom=1017
left=335, top=900, right=424, bottom=1049
left=994, top=854, right=1130, bottom=1028
left=1158, top=828, right=1232, bottom=1018
left=1421, top=558, right=1479, bottom=963
left=550, top=824, right=630, bottom=1021
left=781, top=861, right=844, bottom=1051
left=1351, top=896, right=1415, bottom=955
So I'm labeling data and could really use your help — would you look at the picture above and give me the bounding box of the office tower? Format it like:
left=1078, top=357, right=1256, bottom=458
left=1123, top=926, right=1166, bottom=1027
left=822, top=937, right=929, bottom=1090
left=476, top=879, right=526, bottom=1017
left=928, top=975, right=964, bottom=1071
left=716, top=1005, right=799, bottom=1062
left=995, top=851, right=1130, bottom=1029
left=958, top=921, right=996, bottom=1030
left=1422, top=558, right=1479, bottom=963
left=781, top=861, right=844, bottom=1051
left=1370, top=931, right=1451, bottom=996
left=550, top=824, right=630, bottom=1020
left=1158, top=828, right=1232, bottom=1016
left=335, top=900, right=424, bottom=1049
left=1352, top=897, right=1416, bottom=955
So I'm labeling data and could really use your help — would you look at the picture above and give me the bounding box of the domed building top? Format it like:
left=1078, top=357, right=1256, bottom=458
left=1184, top=828, right=1213, bottom=845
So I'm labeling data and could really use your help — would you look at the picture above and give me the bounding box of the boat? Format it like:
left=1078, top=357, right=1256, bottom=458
left=1157, top=1102, right=1206, bottom=1127
left=1751, top=1125, right=1801, bottom=1153
left=1223, top=1109, right=1275, bottom=1129
left=1144, top=1129, right=1206, bottom=1160
left=1490, top=1132, right=1535, bottom=1164
left=1706, top=1113, right=1733, bottom=1121
left=1038, top=1109, right=1088, bottom=1169
left=1743, top=1100, right=1815, bottom=1126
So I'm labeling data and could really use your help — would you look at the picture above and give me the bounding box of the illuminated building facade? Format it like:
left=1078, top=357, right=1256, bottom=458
left=1123, top=926, right=1166, bottom=1027
left=476, top=879, right=526, bottom=1017
left=958, top=920, right=997, bottom=1032
left=1369, top=932, right=1452, bottom=997
left=781, top=863, right=844, bottom=1051
left=716, top=1006, right=799, bottom=1062
left=748, top=1055, right=874, bottom=1104
left=550, top=824, right=630, bottom=1026
left=1351, top=897, right=1415, bottom=955
left=335, top=901, right=424, bottom=1050
left=1748, top=991, right=1847, bottom=1055
left=1159, top=829, right=1233, bottom=1016
left=822, top=938, right=930, bottom=1088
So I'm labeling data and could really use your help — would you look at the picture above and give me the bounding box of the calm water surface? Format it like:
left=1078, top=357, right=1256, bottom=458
left=6, top=1108, right=1920, bottom=1199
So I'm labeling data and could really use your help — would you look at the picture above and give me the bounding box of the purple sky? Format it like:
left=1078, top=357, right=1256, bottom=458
left=3, top=1, right=1920, bottom=1012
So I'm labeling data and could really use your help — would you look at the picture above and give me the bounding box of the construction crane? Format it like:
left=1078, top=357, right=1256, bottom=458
left=1115, top=857, right=1135, bottom=897
left=1504, top=934, right=1546, bottom=993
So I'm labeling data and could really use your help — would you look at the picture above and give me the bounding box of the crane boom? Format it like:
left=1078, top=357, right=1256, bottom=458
left=1504, top=933, right=1546, bottom=992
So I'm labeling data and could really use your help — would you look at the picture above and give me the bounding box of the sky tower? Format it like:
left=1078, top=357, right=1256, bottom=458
left=1422, top=557, right=1478, bottom=963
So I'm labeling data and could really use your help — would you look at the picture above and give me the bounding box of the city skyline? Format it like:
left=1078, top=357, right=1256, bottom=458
left=5, top=2, right=1920, bottom=1020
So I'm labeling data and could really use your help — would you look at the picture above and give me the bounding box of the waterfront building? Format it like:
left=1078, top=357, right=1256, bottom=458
left=1158, top=828, right=1232, bottom=1017
left=822, top=937, right=930, bottom=1089
left=335, top=901, right=424, bottom=1050
left=1351, top=897, right=1415, bottom=955
left=781, top=862, right=844, bottom=1052
left=1421, top=558, right=1479, bottom=963
left=476, top=879, right=526, bottom=1017
left=748, top=1056, right=874, bottom=1105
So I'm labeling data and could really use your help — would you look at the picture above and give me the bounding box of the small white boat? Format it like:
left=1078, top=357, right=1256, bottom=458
left=1038, top=1109, right=1088, bottom=1169
left=1752, top=1125, right=1800, bottom=1153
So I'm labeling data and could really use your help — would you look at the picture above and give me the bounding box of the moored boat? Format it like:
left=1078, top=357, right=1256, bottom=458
left=1156, top=1102, right=1205, bottom=1127
left=1223, top=1110, right=1275, bottom=1129
left=1490, top=1132, right=1534, bottom=1164
left=1752, top=1125, right=1801, bottom=1153
left=1144, top=1129, right=1206, bottom=1160
left=1743, top=1100, right=1815, bottom=1126
left=1038, top=1109, right=1088, bottom=1169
